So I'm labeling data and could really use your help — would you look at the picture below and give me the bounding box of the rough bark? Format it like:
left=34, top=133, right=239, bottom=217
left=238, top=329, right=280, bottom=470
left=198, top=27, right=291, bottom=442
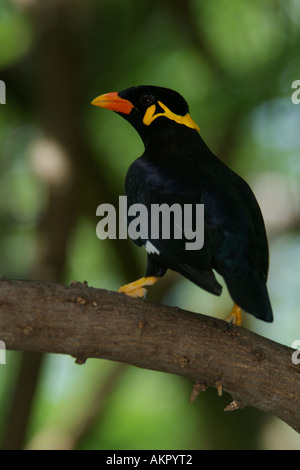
left=0, top=278, right=299, bottom=433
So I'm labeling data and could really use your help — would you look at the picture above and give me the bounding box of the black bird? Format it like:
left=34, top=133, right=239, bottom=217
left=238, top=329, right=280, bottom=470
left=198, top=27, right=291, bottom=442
left=92, top=85, right=273, bottom=324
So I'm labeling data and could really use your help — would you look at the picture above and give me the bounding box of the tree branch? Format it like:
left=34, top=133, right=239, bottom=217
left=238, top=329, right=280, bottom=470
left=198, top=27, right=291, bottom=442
left=0, top=278, right=299, bottom=433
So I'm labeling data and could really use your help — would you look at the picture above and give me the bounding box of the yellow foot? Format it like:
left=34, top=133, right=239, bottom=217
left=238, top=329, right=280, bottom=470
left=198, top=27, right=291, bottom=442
left=118, top=276, right=160, bottom=299
left=226, top=303, right=242, bottom=326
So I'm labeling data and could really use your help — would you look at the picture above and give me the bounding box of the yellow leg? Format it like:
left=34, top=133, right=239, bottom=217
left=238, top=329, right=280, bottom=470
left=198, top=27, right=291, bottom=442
left=118, top=276, right=160, bottom=299
left=226, top=303, right=242, bottom=326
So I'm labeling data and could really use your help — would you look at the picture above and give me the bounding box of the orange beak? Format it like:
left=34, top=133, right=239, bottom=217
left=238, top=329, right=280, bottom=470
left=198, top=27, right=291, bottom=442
left=91, top=91, right=134, bottom=114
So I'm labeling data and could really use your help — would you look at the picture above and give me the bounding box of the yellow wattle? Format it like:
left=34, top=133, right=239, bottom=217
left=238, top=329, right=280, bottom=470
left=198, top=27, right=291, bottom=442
left=143, top=101, right=200, bottom=132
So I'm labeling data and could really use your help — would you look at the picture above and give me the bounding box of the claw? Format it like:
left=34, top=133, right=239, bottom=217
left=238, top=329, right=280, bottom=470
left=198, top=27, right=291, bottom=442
left=226, top=303, right=242, bottom=326
left=118, top=276, right=160, bottom=299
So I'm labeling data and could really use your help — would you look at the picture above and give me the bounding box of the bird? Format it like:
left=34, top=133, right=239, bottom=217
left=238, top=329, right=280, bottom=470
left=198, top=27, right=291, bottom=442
left=91, top=85, right=273, bottom=324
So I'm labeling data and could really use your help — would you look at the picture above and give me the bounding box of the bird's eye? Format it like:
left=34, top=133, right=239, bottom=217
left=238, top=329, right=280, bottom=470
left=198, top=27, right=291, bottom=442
left=140, top=94, right=155, bottom=106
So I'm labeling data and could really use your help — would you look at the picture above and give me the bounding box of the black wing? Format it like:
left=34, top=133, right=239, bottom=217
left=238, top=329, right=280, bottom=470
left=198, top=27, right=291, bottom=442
left=124, top=155, right=223, bottom=295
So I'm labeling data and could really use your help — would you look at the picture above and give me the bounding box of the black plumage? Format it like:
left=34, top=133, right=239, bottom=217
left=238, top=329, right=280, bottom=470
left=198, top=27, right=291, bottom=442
left=92, top=85, right=273, bottom=323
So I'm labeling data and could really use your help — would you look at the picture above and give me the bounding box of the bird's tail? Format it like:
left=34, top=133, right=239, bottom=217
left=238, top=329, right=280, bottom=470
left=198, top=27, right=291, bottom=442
left=224, top=275, right=273, bottom=322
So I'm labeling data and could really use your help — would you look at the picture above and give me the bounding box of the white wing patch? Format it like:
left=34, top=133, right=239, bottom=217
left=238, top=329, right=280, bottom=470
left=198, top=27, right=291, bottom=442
left=145, top=241, right=160, bottom=255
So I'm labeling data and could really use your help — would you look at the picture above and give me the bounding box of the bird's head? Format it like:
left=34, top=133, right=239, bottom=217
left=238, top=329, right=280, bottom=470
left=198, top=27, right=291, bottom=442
left=91, top=85, right=199, bottom=145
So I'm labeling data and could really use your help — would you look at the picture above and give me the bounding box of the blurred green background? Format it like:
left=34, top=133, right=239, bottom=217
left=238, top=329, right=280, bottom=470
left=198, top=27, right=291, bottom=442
left=1, top=0, right=300, bottom=450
